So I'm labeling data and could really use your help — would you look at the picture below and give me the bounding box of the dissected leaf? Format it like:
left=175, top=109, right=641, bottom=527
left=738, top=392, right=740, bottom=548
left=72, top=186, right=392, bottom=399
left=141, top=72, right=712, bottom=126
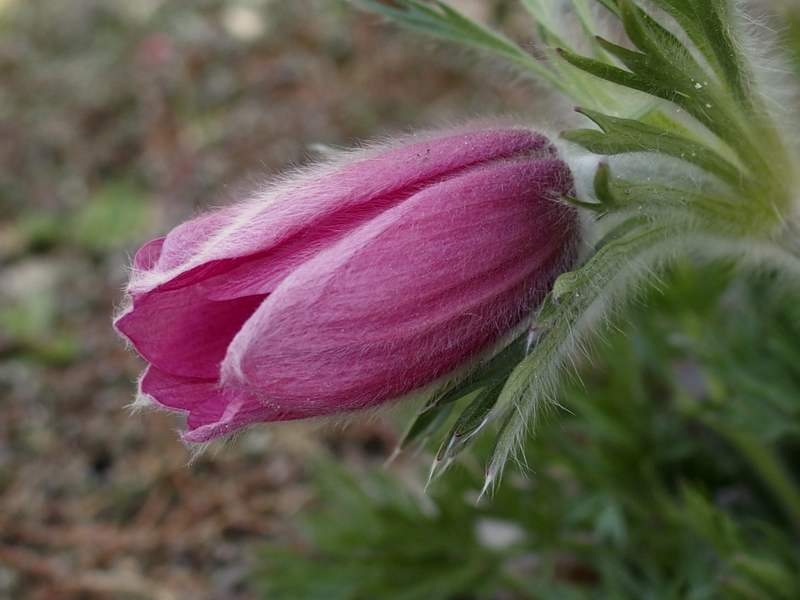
left=564, top=108, right=745, bottom=183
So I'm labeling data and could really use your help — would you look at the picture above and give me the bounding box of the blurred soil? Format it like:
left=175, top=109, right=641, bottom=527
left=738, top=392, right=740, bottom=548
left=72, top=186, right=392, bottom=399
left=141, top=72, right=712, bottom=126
left=0, top=0, right=540, bottom=598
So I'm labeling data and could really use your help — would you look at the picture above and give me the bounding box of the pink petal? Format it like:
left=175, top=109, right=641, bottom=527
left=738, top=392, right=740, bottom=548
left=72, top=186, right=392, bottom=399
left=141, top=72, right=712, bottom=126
left=126, top=128, right=549, bottom=297
left=221, top=158, right=575, bottom=414
left=140, top=365, right=303, bottom=443
left=116, top=128, right=554, bottom=381
left=115, top=290, right=267, bottom=378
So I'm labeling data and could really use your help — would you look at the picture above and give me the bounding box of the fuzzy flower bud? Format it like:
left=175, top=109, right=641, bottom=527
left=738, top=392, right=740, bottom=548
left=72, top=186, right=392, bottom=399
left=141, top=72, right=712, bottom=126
left=114, top=126, right=578, bottom=443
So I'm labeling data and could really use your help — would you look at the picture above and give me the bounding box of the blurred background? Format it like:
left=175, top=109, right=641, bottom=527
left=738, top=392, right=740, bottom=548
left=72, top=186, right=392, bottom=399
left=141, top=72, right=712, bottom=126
left=2, top=1, right=800, bottom=599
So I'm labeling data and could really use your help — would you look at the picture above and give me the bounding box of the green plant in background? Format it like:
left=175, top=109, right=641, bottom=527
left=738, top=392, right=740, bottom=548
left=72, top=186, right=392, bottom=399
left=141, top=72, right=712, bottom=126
left=255, top=262, right=800, bottom=599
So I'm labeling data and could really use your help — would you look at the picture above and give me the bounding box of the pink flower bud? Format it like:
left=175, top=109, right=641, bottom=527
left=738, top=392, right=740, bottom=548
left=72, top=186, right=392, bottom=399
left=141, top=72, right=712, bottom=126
left=114, top=126, right=578, bottom=443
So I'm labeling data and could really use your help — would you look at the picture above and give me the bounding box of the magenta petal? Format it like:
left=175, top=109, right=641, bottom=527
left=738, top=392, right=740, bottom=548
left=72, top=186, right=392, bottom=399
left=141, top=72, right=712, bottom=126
left=140, top=365, right=306, bottom=443
left=222, top=159, right=575, bottom=413
left=125, top=128, right=549, bottom=298
left=132, top=237, right=165, bottom=271
left=116, top=128, right=558, bottom=377
left=115, top=290, right=267, bottom=378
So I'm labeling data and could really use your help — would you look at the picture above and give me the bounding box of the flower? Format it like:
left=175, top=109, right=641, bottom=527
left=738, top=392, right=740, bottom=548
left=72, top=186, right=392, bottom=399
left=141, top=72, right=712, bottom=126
left=114, top=126, right=578, bottom=443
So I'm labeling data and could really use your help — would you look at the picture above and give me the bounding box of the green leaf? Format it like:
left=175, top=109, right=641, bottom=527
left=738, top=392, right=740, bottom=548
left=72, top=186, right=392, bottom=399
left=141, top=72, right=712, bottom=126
left=590, top=161, right=617, bottom=210
left=356, top=0, right=562, bottom=89
left=564, top=108, right=745, bottom=184
left=731, top=555, right=800, bottom=600
left=597, top=175, right=775, bottom=235
left=436, top=377, right=507, bottom=462
left=520, top=0, right=611, bottom=61
left=400, top=402, right=456, bottom=449
left=781, top=1, right=800, bottom=81
left=557, top=44, right=764, bottom=173
left=636, top=0, right=751, bottom=107
left=689, top=0, right=752, bottom=106
left=680, top=486, right=745, bottom=556
left=618, top=0, right=705, bottom=82
left=556, top=46, right=677, bottom=102
left=437, top=338, right=528, bottom=407
left=401, top=338, right=527, bottom=448
left=591, top=215, right=653, bottom=254
left=359, top=0, right=646, bottom=115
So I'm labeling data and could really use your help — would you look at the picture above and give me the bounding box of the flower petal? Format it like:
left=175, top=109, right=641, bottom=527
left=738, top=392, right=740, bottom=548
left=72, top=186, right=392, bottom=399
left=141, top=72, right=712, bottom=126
left=139, top=365, right=302, bottom=442
left=115, top=290, right=267, bottom=378
left=115, top=129, right=556, bottom=377
left=222, top=158, right=575, bottom=415
left=126, top=128, right=550, bottom=297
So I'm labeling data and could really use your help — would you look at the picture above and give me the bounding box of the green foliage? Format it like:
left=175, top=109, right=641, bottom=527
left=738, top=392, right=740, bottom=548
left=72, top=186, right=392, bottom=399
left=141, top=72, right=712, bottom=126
left=254, top=263, right=800, bottom=599
left=552, top=0, right=794, bottom=222
left=401, top=337, right=527, bottom=461
left=255, top=462, right=508, bottom=600
left=562, top=108, right=743, bottom=185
